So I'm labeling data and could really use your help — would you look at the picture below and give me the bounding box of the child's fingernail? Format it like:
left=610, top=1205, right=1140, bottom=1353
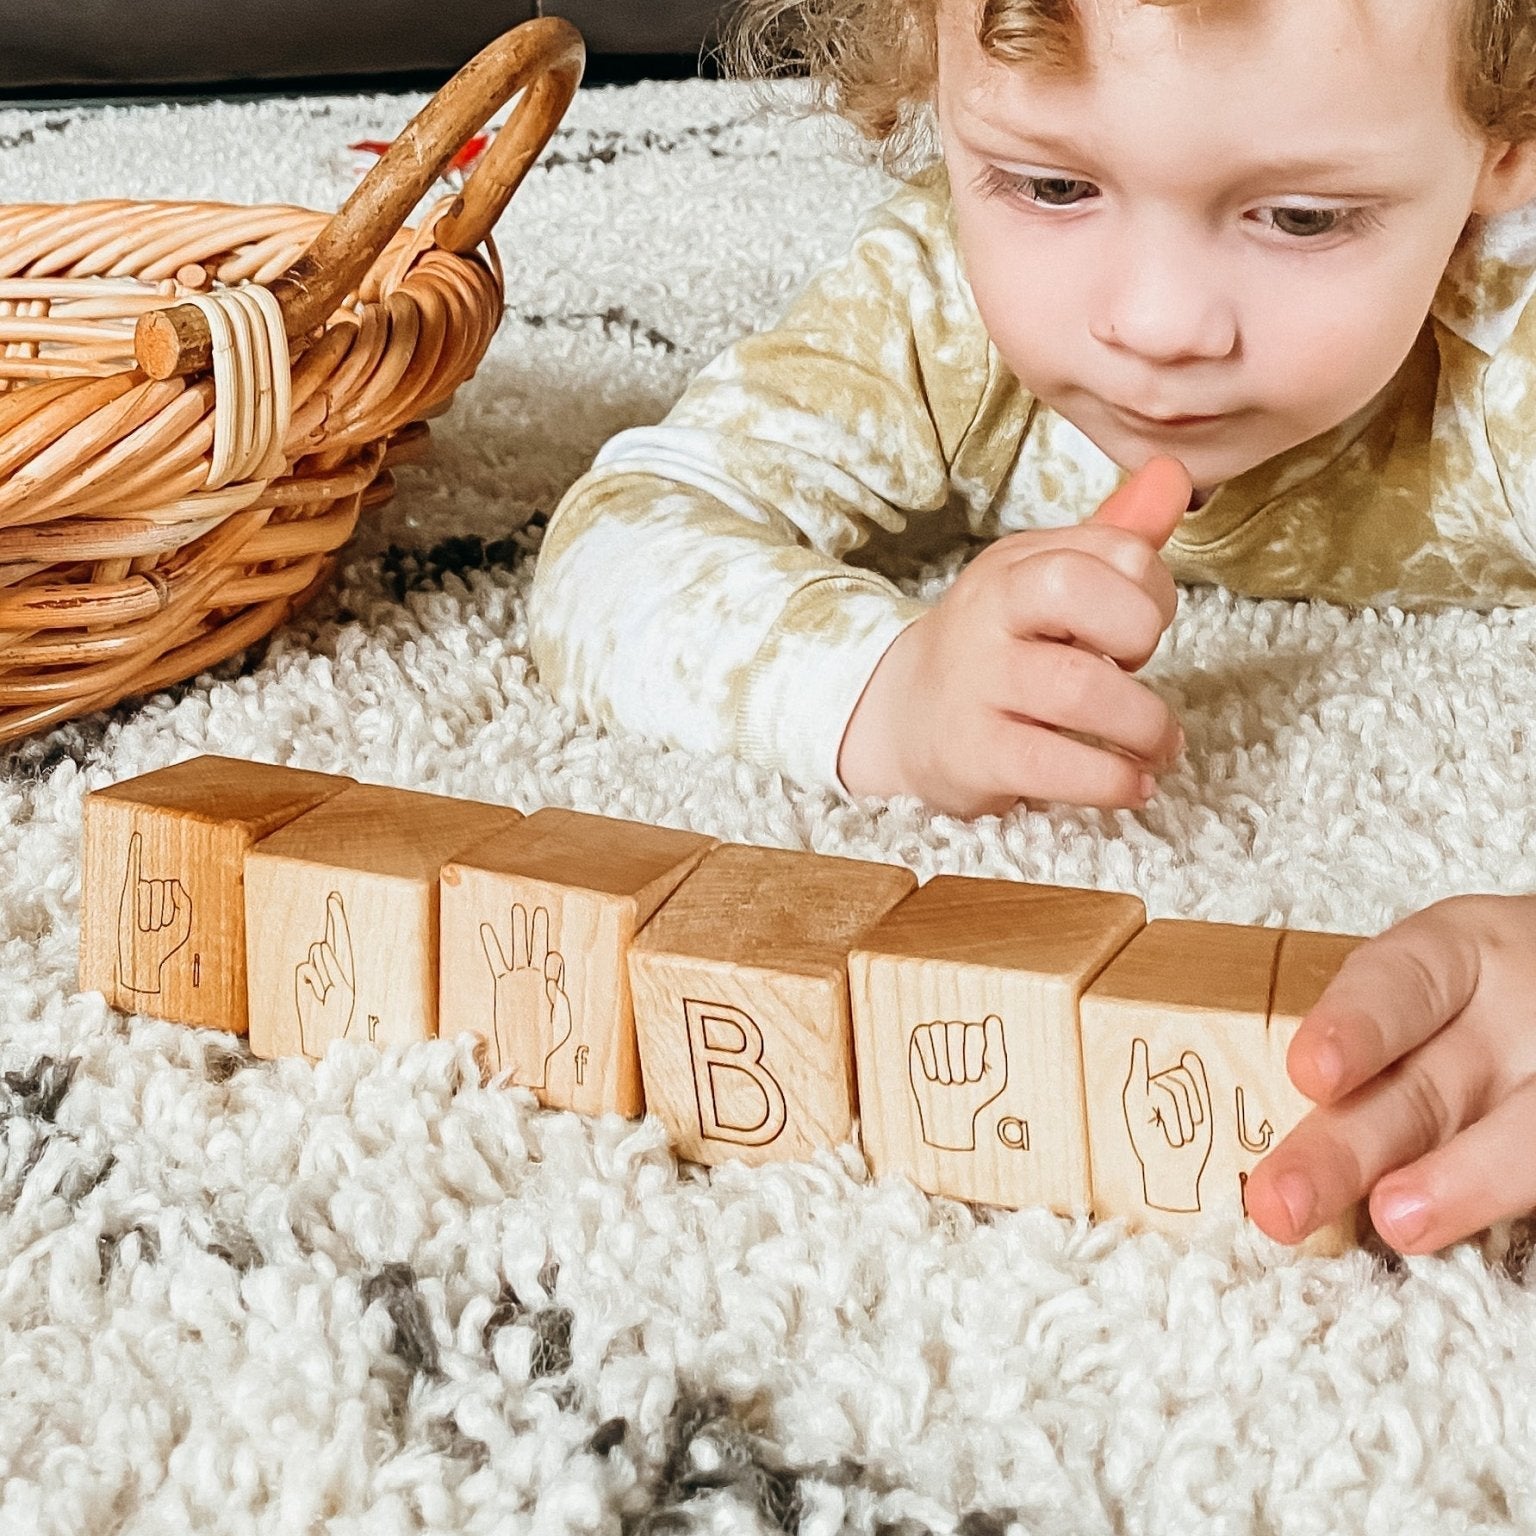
left=1379, top=1189, right=1431, bottom=1245
left=1311, top=1038, right=1344, bottom=1093
left=1139, top=773, right=1157, bottom=801
left=1276, top=1171, right=1316, bottom=1234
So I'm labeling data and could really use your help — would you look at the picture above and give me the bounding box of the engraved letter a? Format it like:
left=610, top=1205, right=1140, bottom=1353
left=683, top=998, right=788, bottom=1146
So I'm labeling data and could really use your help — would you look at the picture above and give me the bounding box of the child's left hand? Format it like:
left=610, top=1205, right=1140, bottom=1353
left=1243, top=893, right=1536, bottom=1254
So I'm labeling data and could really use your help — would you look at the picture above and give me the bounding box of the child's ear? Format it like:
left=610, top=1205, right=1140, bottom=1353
left=1471, top=138, right=1536, bottom=217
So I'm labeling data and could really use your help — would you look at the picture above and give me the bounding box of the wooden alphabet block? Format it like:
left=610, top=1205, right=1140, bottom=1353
left=627, top=843, right=917, bottom=1167
left=79, top=755, right=354, bottom=1033
left=848, top=876, right=1145, bottom=1216
left=1079, top=919, right=1365, bottom=1253
left=439, top=807, right=719, bottom=1117
left=243, top=783, right=523, bottom=1061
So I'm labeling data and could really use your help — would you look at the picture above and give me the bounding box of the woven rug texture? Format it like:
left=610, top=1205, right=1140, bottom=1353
left=1, top=77, right=1536, bottom=1536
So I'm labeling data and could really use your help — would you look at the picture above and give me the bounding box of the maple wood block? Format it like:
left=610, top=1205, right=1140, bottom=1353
left=627, top=843, right=917, bottom=1167
left=439, top=807, right=719, bottom=1117
left=1079, top=919, right=1366, bottom=1253
left=79, top=755, right=355, bottom=1033
left=244, top=783, right=523, bottom=1061
left=847, top=875, right=1145, bottom=1216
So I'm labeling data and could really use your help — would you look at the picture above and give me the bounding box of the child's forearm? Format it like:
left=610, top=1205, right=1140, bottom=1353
left=528, top=469, right=927, bottom=794
left=529, top=170, right=1011, bottom=796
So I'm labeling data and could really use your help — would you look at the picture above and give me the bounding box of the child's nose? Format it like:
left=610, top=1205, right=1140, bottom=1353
left=1091, top=252, right=1237, bottom=363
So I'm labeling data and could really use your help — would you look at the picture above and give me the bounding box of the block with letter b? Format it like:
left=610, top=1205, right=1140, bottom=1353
left=79, top=755, right=354, bottom=1033
left=848, top=876, right=1145, bottom=1215
left=627, top=843, right=917, bottom=1166
left=243, top=783, right=523, bottom=1061
left=1079, top=919, right=1366, bottom=1253
left=438, top=807, right=718, bottom=1117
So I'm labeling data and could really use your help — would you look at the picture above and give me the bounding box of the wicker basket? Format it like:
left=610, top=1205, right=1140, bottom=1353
left=0, top=17, right=584, bottom=748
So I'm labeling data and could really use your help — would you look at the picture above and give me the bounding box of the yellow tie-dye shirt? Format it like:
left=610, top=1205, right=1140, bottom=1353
left=529, top=162, right=1536, bottom=801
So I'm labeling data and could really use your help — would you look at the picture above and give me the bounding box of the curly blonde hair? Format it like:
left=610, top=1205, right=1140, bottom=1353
left=712, top=0, right=1536, bottom=179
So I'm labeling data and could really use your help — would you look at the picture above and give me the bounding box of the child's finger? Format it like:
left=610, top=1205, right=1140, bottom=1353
left=1367, top=1075, right=1536, bottom=1253
left=1001, top=550, right=1174, bottom=673
left=999, top=636, right=1181, bottom=768
left=1245, top=1016, right=1493, bottom=1247
left=985, top=712, right=1154, bottom=809
left=1086, top=455, right=1194, bottom=551
left=1284, top=901, right=1482, bottom=1105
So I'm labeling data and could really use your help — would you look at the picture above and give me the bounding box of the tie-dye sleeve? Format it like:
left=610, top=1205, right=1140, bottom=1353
left=527, top=173, right=998, bottom=799
left=1483, top=293, right=1536, bottom=571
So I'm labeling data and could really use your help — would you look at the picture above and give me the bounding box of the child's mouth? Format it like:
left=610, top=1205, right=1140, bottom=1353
left=1113, top=403, right=1228, bottom=431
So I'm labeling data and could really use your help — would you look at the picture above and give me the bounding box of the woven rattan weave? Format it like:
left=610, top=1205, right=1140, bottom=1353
left=0, top=17, right=584, bottom=747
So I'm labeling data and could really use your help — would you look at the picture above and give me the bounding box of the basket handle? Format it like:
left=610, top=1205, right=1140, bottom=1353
left=134, top=15, right=585, bottom=381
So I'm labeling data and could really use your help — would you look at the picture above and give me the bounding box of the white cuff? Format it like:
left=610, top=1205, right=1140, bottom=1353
left=734, top=575, right=929, bottom=801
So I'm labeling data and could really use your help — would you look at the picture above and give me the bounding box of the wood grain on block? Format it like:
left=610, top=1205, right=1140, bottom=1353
left=244, top=783, right=523, bottom=1061
left=79, top=755, right=354, bottom=1033
left=1080, top=919, right=1363, bottom=1253
left=627, top=843, right=917, bottom=1167
left=848, top=876, right=1145, bottom=1215
left=440, top=807, right=719, bottom=1117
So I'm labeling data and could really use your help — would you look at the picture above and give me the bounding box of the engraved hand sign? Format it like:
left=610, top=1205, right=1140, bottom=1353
left=1123, top=1038, right=1213, bottom=1212
left=116, top=831, right=192, bottom=994
left=480, top=903, right=572, bottom=1089
left=908, top=1014, right=1008, bottom=1151
left=295, top=891, right=356, bottom=1056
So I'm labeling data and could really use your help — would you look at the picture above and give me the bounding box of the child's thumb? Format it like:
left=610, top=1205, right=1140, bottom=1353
left=1087, top=455, right=1195, bottom=551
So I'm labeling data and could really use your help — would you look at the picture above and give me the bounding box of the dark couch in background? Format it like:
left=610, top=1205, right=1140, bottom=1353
left=0, top=1, right=732, bottom=90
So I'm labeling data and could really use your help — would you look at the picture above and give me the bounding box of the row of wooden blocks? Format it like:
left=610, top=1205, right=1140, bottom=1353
left=79, top=755, right=1364, bottom=1253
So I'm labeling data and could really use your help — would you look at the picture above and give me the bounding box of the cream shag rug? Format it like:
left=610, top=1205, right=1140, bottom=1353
left=3, top=77, right=1536, bottom=1536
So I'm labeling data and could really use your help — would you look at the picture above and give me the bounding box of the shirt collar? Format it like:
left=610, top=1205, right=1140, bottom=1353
left=1431, top=200, right=1536, bottom=358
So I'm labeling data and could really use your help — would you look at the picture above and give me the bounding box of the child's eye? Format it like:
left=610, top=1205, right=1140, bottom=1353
left=980, top=169, right=1095, bottom=209
left=1258, top=205, right=1382, bottom=239
left=973, top=164, right=1382, bottom=240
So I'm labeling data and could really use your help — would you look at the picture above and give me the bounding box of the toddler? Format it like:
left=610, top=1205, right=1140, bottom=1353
left=530, top=0, right=1536, bottom=1256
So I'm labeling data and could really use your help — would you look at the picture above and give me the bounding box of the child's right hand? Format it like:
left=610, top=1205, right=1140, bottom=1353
left=837, top=455, right=1193, bottom=819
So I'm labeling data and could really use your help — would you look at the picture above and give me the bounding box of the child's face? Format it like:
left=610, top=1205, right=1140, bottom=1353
left=935, top=0, right=1520, bottom=495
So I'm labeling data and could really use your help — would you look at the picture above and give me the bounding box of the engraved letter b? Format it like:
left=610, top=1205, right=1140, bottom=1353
left=683, top=998, right=788, bottom=1146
